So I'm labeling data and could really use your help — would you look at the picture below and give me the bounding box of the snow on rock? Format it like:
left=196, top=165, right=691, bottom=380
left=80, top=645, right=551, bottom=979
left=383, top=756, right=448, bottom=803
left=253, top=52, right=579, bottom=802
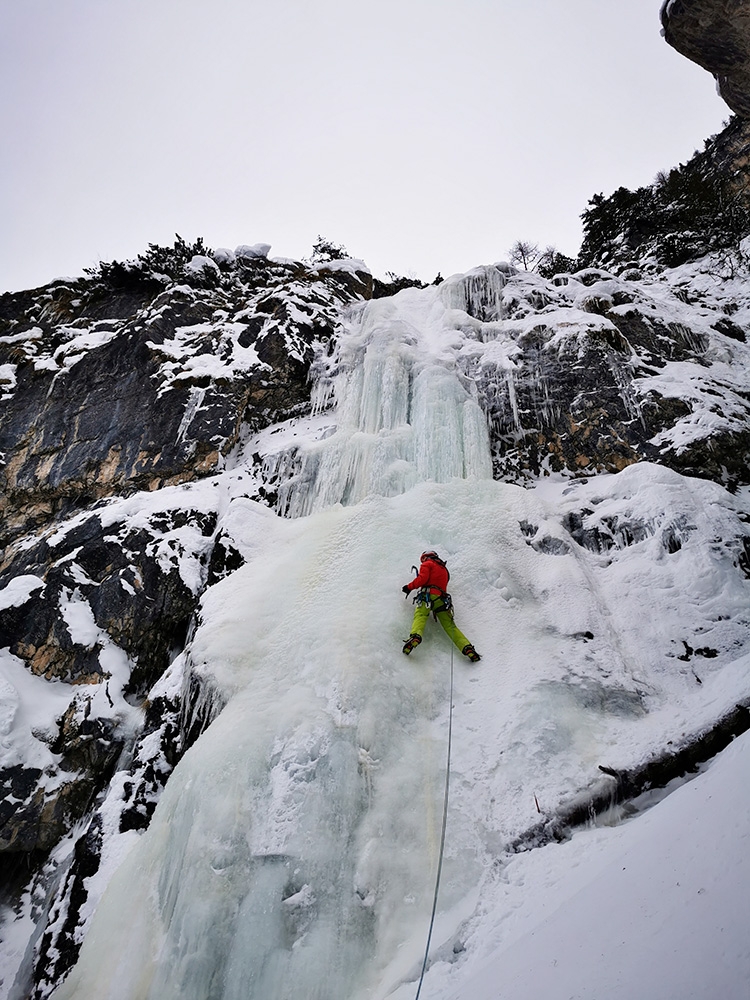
left=211, top=247, right=235, bottom=267
left=0, top=575, right=45, bottom=610
left=234, top=243, right=271, bottom=260
left=313, top=257, right=372, bottom=280
left=0, top=363, right=17, bottom=399
left=183, top=255, right=220, bottom=278
left=0, top=649, right=74, bottom=772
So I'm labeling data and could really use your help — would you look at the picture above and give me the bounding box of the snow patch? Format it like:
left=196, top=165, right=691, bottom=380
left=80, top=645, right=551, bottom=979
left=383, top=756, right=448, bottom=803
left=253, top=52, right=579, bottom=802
left=0, top=575, right=45, bottom=610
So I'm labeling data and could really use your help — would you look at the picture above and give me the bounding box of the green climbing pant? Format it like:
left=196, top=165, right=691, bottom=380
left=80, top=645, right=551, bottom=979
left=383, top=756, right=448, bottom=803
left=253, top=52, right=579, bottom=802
left=410, top=600, right=471, bottom=653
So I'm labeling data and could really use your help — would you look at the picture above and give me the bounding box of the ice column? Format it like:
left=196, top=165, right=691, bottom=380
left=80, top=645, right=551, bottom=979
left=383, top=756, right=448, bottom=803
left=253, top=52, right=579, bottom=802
left=439, top=262, right=510, bottom=322
left=279, top=284, right=494, bottom=517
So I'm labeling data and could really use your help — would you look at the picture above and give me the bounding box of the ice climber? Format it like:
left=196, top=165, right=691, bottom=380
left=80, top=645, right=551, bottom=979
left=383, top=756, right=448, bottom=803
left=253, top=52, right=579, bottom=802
left=402, top=551, right=481, bottom=661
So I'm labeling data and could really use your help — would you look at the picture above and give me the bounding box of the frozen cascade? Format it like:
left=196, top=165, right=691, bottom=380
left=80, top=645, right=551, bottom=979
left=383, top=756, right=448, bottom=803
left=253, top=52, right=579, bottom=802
left=439, top=261, right=511, bottom=322
left=274, top=270, right=498, bottom=517
left=50, top=269, right=508, bottom=1000
left=52, top=485, right=500, bottom=1000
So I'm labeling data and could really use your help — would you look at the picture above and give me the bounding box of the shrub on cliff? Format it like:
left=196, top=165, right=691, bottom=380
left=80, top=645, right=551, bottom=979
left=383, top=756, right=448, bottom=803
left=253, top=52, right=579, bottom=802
left=372, top=270, right=428, bottom=298
left=309, top=235, right=349, bottom=264
left=85, top=235, right=216, bottom=290
left=578, top=121, right=750, bottom=270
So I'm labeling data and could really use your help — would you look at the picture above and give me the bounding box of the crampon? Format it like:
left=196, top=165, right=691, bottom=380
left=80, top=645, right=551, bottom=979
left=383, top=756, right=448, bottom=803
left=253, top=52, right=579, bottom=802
left=402, top=634, right=422, bottom=655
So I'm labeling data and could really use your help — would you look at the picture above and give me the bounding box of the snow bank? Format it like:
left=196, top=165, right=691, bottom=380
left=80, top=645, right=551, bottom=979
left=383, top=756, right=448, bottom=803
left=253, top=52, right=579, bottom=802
left=234, top=243, right=271, bottom=260
left=0, top=575, right=45, bottom=610
left=426, top=727, right=750, bottom=1000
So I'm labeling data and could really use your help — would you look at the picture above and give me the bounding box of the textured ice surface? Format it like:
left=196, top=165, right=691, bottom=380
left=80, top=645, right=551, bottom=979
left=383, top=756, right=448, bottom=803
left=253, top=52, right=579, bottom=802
left=51, top=469, right=750, bottom=1000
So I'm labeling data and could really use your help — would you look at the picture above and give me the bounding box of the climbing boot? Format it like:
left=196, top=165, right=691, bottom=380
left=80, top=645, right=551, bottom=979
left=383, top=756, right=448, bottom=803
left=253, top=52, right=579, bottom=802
left=402, top=634, right=422, bottom=655
left=462, top=644, right=481, bottom=662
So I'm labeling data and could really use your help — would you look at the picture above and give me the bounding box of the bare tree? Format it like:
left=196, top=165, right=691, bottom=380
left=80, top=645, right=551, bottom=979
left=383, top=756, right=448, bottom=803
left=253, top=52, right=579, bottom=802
left=509, top=240, right=576, bottom=277
left=508, top=239, right=541, bottom=270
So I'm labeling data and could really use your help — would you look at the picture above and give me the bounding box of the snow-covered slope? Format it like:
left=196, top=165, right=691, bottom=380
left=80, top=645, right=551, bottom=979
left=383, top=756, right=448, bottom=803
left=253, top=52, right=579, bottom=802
left=48, top=471, right=750, bottom=1000
left=424, top=726, right=750, bottom=1000
left=1, top=254, right=749, bottom=999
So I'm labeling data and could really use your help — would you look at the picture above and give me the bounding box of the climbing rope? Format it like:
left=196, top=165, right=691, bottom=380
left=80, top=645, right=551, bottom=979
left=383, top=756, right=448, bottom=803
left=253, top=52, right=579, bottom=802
left=414, top=646, right=455, bottom=1000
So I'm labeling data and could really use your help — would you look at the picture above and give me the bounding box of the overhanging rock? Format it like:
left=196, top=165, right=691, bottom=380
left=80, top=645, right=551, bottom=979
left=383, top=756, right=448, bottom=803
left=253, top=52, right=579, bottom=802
left=661, top=0, right=750, bottom=116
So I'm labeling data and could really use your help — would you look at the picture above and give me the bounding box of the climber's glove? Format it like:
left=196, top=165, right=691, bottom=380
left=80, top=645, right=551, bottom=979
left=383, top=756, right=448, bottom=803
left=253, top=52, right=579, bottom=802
left=402, top=586, right=410, bottom=595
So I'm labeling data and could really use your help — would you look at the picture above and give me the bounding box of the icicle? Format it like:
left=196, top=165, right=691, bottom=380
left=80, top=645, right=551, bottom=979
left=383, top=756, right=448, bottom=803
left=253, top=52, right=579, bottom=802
left=176, top=387, right=206, bottom=443
left=506, top=370, right=522, bottom=432
left=279, top=285, right=495, bottom=516
left=439, top=264, right=509, bottom=322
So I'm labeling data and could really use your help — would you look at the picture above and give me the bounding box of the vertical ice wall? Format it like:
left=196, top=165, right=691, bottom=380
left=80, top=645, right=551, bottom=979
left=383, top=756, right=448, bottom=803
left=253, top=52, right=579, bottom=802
left=273, top=272, right=498, bottom=517
left=51, top=486, right=496, bottom=1000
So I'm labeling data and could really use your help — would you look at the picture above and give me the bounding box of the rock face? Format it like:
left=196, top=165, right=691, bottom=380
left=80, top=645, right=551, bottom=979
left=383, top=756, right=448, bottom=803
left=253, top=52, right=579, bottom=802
left=661, top=0, right=750, bottom=116
left=468, top=263, right=750, bottom=488
left=0, top=255, right=369, bottom=550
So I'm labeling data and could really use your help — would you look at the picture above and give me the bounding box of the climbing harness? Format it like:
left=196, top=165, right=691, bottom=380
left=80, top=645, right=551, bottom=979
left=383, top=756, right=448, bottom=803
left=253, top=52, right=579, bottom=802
left=413, top=586, right=454, bottom=620
left=406, top=555, right=454, bottom=621
left=432, top=591, right=453, bottom=619
left=414, top=646, right=455, bottom=1000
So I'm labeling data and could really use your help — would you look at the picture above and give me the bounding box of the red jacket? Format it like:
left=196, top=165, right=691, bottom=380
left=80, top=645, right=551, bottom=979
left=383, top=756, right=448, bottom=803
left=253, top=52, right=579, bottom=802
left=405, top=558, right=450, bottom=596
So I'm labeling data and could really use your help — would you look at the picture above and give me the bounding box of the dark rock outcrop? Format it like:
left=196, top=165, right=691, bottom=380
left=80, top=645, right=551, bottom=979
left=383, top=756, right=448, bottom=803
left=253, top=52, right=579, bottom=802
left=661, top=0, right=750, bottom=116
left=0, top=255, right=369, bottom=551
left=471, top=268, right=750, bottom=489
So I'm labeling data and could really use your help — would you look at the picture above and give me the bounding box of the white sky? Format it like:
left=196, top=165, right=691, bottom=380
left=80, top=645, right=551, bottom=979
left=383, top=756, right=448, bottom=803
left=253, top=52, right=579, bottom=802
left=0, top=0, right=729, bottom=293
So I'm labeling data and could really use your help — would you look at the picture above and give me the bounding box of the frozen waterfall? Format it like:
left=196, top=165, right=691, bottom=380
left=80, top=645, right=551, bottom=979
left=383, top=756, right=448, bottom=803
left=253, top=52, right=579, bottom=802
left=266, top=270, right=496, bottom=517
left=51, top=270, right=502, bottom=1000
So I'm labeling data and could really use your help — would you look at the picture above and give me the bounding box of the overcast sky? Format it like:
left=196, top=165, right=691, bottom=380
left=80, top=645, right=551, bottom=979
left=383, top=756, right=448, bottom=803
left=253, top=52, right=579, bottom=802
left=1, top=0, right=729, bottom=293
